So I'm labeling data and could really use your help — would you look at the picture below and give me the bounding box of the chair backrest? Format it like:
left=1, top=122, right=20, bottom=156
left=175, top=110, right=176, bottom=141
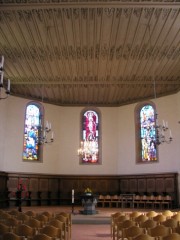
left=162, top=233, right=180, bottom=240
left=141, top=219, right=157, bottom=230
left=124, top=225, right=144, bottom=239
left=148, top=225, right=170, bottom=238
left=25, top=210, right=36, bottom=218
left=146, top=211, right=157, bottom=219
left=135, top=215, right=148, bottom=226
left=16, top=213, right=30, bottom=223
left=41, top=225, right=60, bottom=238
left=32, top=233, right=52, bottom=240
left=162, top=210, right=174, bottom=218
left=133, top=233, right=155, bottom=240
left=2, top=232, right=23, bottom=240
left=25, top=218, right=42, bottom=229
left=130, top=211, right=142, bottom=220
left=15, top=224, right=35, bottom=237
left=162, top=218, right=178, bottom=229
left=175, top=226, right=180, bottom=234
left=0, top=222, right=10, bottom=235
left=153, top=214, right=166, bottom=224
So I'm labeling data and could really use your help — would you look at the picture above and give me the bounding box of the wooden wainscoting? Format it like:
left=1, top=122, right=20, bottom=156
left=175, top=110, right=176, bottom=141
left=4, top=172, right=179, bottom=209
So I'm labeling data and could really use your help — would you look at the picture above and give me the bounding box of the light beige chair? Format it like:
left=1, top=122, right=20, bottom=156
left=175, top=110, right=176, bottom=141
left=41, top=211, right=53, bottom=221
left=147, top=225, right=171, bottom=239
left=161, top=195, right=173, bottom=209
left=98, top=195, right=105, bottom=207
left=146, top=196, right=155, bottom=209
left=146, top=211, right=157, bottom=219
left=162, top=233, right=180, bottom=240
left=55, top=214, right=68, bottom=240
left=124, top=225, right=145, bottom=239
left=172, top=214, right=180, bottom=226
left=162, top=210, right=174, bottom=219
left=103, top=194, right=111, bottom=207
left=111, top=212, right=125, bottom=237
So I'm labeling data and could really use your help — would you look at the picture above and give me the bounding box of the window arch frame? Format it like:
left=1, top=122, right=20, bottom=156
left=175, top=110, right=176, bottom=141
left=22, top=101, right=44, bottom=162
left=79, top=107, right=102, bottom=165
left=135, top=101, right=159, bottom=164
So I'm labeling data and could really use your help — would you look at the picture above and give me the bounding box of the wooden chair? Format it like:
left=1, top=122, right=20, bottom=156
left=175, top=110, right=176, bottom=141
left=40, top=225, right=61, bottom=239
left=34, top=214, right=49, bottom=227
left=146, top=195, right=155, bottom=209
left=162, top=233, right=180, bottom=240
left=153, top=214, right=166, bottom=225
left=162, top=218, right=178, bottom=233
left=58, top=212, right=72, bottom=237
left=16, top=212, right=30, bottom=223
left=25, top=218, right=42, bottom=232
left=8, top=210, right=19, bottom=217
left=111, top=195, right=119, bottom=208
left=2, top=232, right=24, bottom=240
left=29, top=233, right=52, bottom=240
left=124, top=225, right=145, bottom=239
left=48, top=219, right=65, bottom=240
left=174, top=226, right=180, bottom=234
left=41, top=211, right=53, bottom=221
left=146, top=211, right=158, bottom=219
left=129, top=211, right=142, bottom=220
left=112, top=214, right=129, bottom=240
left=4, top=217, right=19, bottom=232
left=140, top=219, right=157, bottom=234
left=116, top=219, right=135, bottom=240
left=103, top=194, right=111, bottom=207
left=97, top=195, right=105, bottom=207
left=0, top=222, right=10, bottom=235
left=162, top=210, right=174, bottom=219
left=55, top=214, right=68, bottom=240
left=147, top=225, right=171, bottom=239
left=171, top=213, right=180, bottom=226
left=15, top=224, right=35, bottom=239
left=132, top=233, right=155, bottom=240
left=161, top=195, right=173, bottom=209
left=25, top=210, right=36, bottom=218
left=154, top=195, right=163, bottom=209
left=111, top=212, right=124, bottom=236
left=134, top=214, right=148, bottom=227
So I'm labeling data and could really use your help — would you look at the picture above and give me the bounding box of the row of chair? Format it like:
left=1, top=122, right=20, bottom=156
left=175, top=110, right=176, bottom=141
left=0, top=209, right=72, bottom=240
left=111, top=210, right=180, bottom=240
left=98, top=194, right=173, bottom=209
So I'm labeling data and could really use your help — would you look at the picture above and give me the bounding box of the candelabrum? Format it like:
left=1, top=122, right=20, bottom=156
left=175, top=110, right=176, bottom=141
left=78, top=139, right=98, bottom=157
left=38, top=120, right=54, bottom=144
left=0, top=56, right=10, bottom=99
left=156, top=116, right=173, bottom=145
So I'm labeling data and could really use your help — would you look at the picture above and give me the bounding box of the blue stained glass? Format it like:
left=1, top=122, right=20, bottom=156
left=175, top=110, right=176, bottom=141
left=140, top=105, right=157, bottom=161
left=23, top=104, right=41, bottom=161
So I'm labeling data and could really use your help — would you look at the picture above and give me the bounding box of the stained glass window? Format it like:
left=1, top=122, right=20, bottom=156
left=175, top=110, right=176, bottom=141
left=140, top=104, right=157, bottom=162
left=80, top=109, right=101, bottom=164
left=23, top=103, right=42, bottom=161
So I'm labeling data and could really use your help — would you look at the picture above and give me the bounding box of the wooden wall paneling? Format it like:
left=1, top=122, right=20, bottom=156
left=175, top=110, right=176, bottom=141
left=120, top=179, right=129, bottom=193
left=137, top=178, right=146, bottom=194
left=49, top=178, right=60, bottom=205
left=39, top=178, right=49, bottom=205
left=0, top=172, right=8, bottom=208
left=165, top=177, right=175, bottom=193
left=156, top=178, right=165, bottom=194
left=29, top=178, right=40, bottom=206
left=129, top=179, right=138, bottom=193
left=146, top=178, right=156, bottom=193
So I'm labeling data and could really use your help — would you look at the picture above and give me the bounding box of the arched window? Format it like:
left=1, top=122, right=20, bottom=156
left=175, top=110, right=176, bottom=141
left=79, top=108, right=101, bottom=164
left=136, top=102, right=158, bottom=163
left=23, top=102, right=43, bottom=161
